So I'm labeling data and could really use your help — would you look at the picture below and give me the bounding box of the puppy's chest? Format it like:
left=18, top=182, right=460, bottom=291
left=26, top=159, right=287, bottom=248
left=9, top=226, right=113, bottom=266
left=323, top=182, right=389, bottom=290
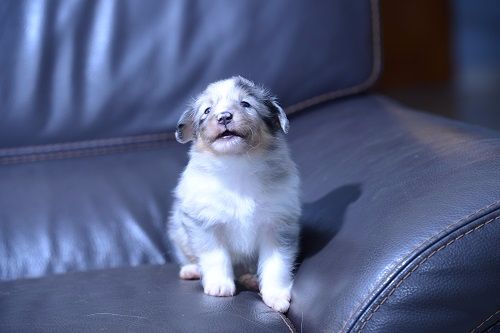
left=180, top=169, right=274, bottom=226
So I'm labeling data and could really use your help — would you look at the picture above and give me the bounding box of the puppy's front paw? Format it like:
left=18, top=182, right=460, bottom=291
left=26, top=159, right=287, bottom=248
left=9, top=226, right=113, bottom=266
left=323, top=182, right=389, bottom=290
left=261, top=289, right=291, bottom=313
left=203, top=278, right=236, bottom=297
left=179, top=264, right=201, bottom=280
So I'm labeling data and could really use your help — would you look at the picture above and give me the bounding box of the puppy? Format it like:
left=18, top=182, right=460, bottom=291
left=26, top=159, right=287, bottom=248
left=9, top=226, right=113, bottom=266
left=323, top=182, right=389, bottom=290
left=168, top=76, right=300, bottom=313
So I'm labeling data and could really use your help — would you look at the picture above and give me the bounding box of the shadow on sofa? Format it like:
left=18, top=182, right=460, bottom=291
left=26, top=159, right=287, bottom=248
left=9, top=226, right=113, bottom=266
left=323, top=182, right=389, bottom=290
left=298, top=184, right=362, bottom=262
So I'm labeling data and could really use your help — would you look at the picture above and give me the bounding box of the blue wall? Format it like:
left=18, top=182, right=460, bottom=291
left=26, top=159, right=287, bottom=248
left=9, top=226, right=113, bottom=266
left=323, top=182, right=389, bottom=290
left=453, top=0, right=500, bottom=127
left=453, top=0, right=500, bottom=90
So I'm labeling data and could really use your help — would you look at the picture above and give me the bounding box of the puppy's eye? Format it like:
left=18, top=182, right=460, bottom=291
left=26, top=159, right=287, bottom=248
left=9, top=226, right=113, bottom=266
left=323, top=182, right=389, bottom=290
left=240, top=101, right=251, bottom=108
left=204, top=107, right=211, bottom=115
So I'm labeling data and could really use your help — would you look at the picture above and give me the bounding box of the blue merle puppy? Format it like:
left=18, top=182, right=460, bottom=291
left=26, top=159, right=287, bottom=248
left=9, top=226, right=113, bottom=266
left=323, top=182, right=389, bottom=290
left=168, top=76, right=300, bottom=312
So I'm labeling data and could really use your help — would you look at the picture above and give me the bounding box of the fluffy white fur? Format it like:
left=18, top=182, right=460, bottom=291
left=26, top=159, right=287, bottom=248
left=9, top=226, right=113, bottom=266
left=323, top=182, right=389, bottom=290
left=168, top=77, right=300, bottom=312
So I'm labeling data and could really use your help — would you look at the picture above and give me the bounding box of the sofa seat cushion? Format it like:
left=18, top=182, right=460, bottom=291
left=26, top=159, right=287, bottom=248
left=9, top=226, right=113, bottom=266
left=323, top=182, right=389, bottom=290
left=0, top=139, right=186, bottom=280
left=0, top=264, right=294, bottom=333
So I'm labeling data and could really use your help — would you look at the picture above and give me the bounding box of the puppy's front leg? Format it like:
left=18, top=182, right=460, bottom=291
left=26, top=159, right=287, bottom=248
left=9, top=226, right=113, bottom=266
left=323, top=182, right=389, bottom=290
left=199, top=247, right=235, bottom=297
left=258, top=236, right=297, bottom=313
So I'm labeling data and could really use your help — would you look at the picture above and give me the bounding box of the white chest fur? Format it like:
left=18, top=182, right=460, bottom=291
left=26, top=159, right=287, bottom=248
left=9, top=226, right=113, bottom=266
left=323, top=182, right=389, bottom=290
left=175, top=153, right=298, bottom=256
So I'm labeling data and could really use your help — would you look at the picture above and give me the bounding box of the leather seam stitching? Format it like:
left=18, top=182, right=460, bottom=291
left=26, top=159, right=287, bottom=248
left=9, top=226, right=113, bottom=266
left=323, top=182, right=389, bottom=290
left=279, top=313, right=298, bottom=333
left=485, top=320, right=500, bottom=333
left=339, top=200, right=500, bottom=333
left=471, top=309, right=500, bottom=333
left=0, top=141, right=170, bottom=165
left=355, top=215, right=500, bottom=333
left=0, top=132, right=173, bottom=157
left=0, top=135, right=173, bottom=166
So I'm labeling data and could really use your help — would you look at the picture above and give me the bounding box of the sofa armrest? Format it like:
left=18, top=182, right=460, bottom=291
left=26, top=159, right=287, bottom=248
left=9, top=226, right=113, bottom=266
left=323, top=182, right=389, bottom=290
left=288, top=95, right=500, bottom=333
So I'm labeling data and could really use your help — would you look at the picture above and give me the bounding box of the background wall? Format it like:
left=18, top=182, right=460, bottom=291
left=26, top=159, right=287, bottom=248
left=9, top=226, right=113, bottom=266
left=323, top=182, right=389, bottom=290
left=375, top=0, right=500, bottom=130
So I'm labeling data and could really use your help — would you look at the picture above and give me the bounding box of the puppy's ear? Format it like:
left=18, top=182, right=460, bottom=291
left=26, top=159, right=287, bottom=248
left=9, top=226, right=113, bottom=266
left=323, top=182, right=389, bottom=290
left=271, top=100, right=289, bottom=134
left=175, top=107, right=195, bottom=144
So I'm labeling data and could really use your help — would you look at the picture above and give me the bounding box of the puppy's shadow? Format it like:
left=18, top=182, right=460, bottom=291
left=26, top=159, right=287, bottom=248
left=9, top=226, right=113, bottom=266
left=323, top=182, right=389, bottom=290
left=297, top=184, right=361, bottom=263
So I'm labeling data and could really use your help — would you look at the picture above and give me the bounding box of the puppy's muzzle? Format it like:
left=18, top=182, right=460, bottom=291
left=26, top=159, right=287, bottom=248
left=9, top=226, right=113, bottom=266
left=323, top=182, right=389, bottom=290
left=217, top=112, right=233, bottom=126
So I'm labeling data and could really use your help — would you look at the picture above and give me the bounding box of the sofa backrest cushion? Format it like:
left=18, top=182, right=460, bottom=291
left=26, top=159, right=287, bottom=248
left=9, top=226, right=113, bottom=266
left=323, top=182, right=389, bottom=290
left=0, top=0, right=379, bottom=148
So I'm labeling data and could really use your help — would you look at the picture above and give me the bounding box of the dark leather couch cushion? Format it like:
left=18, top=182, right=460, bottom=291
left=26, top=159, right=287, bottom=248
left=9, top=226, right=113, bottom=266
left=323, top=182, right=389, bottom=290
left=0, top=264, right=294, bottom=333
left=0, top=0, right=379, bottom=148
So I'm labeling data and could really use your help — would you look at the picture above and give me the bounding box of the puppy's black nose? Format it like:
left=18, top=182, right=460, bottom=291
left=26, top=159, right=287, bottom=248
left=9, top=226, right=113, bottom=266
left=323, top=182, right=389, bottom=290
left=217, top=112, right=233, bottom=125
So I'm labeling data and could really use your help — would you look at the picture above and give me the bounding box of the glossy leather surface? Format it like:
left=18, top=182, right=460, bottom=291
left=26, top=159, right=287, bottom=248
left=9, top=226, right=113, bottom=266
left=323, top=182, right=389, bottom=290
left=0, top=0, right=378, bottom=148
left=1, top=95, right=499, bottom=332
left=0, top=264, right=293, bottom=333
left=287, top=96, right=500, bottom=333
left=0, top=145, right=184, bottom=280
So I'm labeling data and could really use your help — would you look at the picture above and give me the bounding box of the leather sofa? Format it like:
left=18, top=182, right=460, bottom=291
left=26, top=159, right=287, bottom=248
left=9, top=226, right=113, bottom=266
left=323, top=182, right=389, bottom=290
left=1, top=1, right=499, bottom=332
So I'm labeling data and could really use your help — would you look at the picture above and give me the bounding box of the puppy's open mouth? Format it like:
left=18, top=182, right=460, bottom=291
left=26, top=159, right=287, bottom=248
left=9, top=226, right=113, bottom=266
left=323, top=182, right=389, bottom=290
left=215, top=130, right=243, bottom=140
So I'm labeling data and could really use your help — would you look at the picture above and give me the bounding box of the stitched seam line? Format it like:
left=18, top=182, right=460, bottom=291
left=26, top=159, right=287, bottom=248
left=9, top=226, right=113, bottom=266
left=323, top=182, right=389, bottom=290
left=0, top=141, right=171, bottom=166
left=355, top=215, right=500, bottom=333
left=279, top=313, right=298, bottom=333
left=471, top=310, right=500, bottom=333
left=485, top=320, right=500, bottom=333
left=0, top=132, right=174, bottom=157
left=339, top=199, right=500, bottom=333
left=285, top=0, right=381, bottom=115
